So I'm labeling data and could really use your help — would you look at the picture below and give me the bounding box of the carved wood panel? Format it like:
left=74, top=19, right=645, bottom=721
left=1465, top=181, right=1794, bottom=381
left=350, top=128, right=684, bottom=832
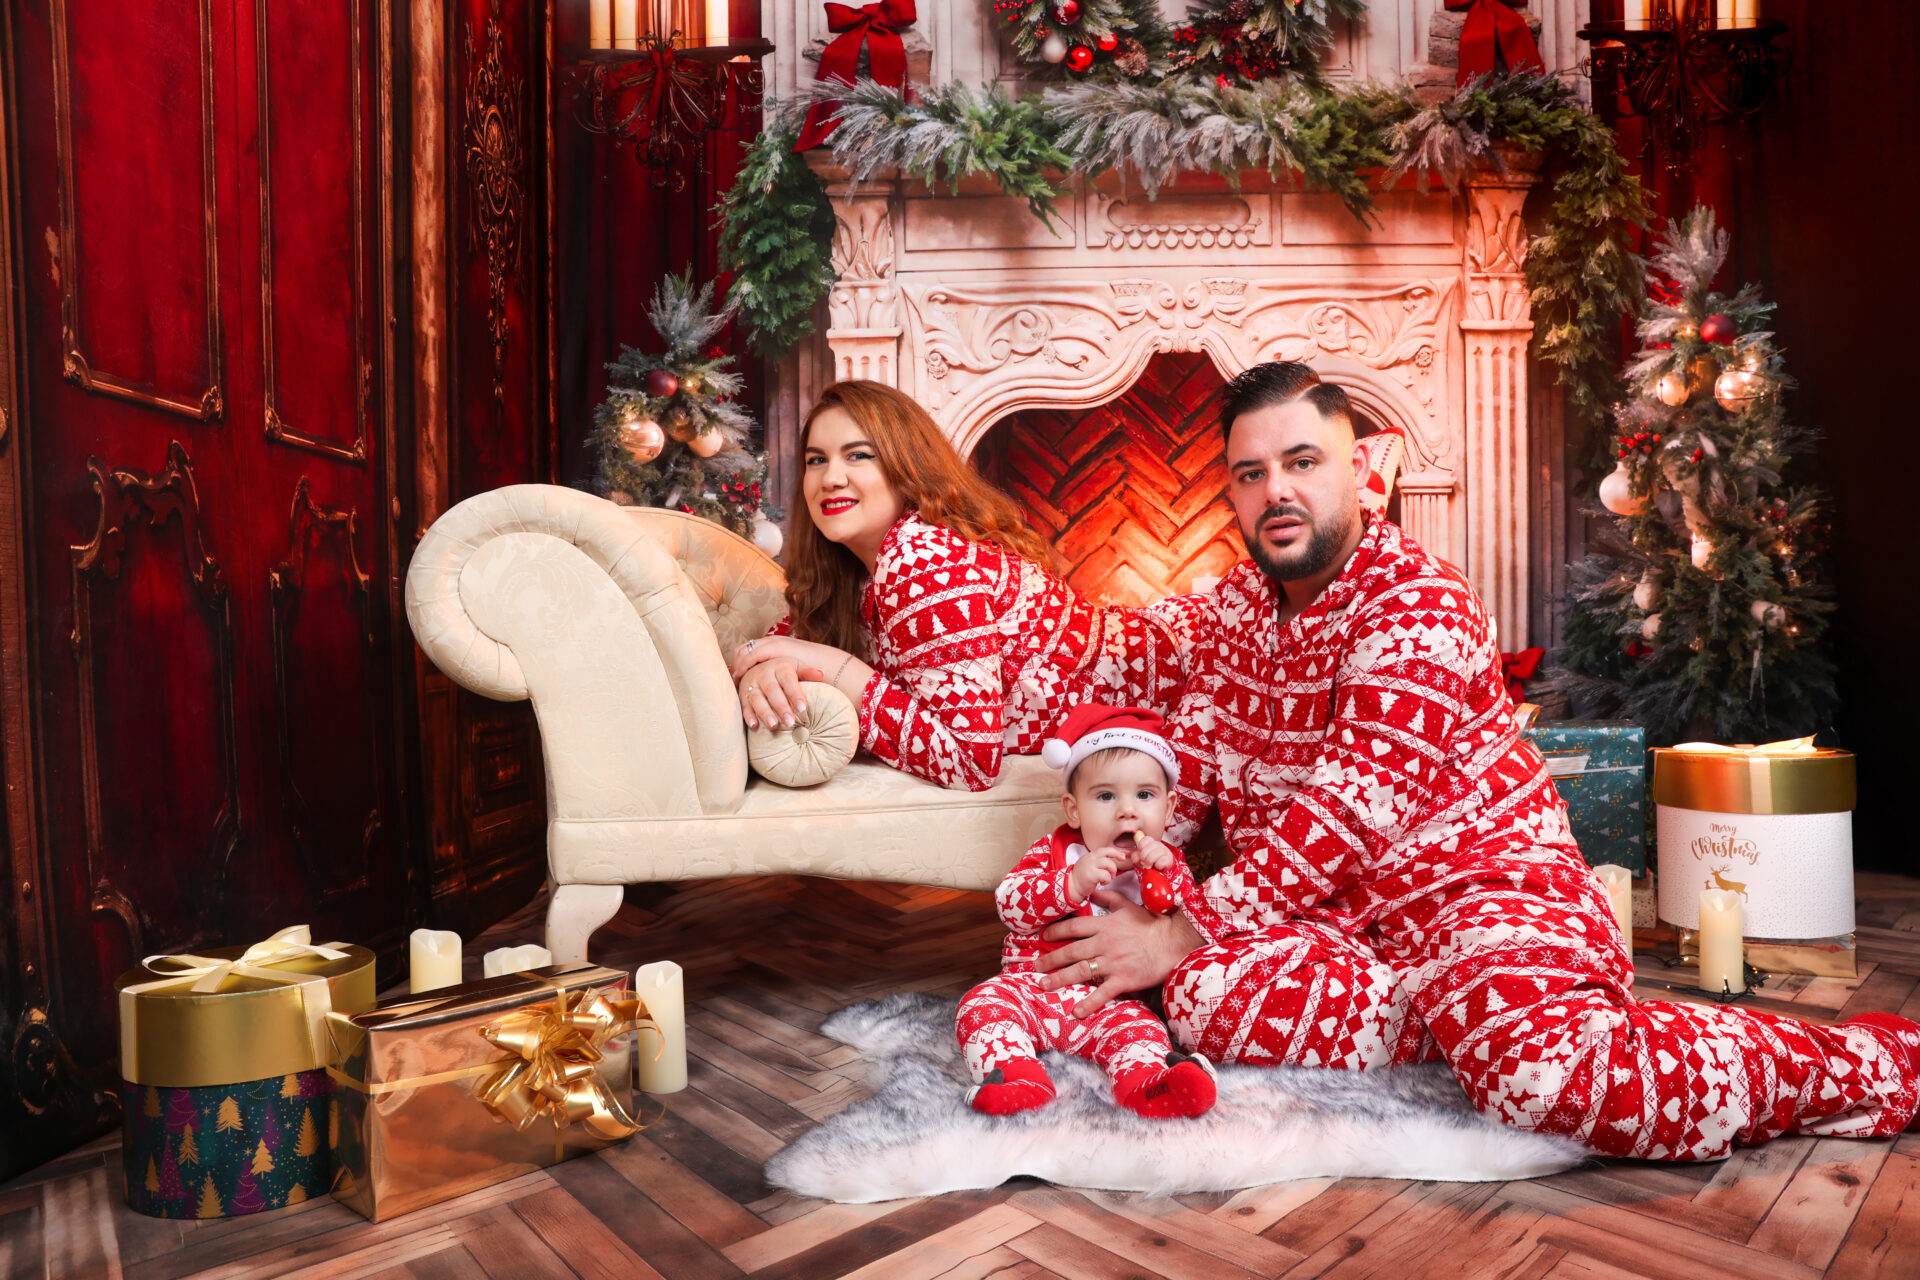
left=976, top=354, right=1242, bottom=606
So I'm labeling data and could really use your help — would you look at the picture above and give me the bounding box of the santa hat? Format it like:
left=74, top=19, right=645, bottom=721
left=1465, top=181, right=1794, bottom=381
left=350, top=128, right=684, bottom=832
left=1041, top=705, right=1178, bottom=785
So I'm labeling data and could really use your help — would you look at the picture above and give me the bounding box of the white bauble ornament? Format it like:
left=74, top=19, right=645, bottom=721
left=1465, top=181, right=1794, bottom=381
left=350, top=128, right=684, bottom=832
left=621, top=417, right=665, bottom=462
left=1598, top=463, right=1648, bottom=516
left=751, top=515, right=784, bottom=557
left=1714, top=368, right=1768, bottom=412
left=686, top=428, right=725, bottom=458
left=1632, top=572, right=1662, bottom=612
left=1640, top=613, right=1663, bottom=640
left=1655, top=371, right=1691, bottom=406
left=1040, top=31, right=1068, bottom=63
left=1690, top=532, right=1713, bottom=570
left=1751, top=600, right=1786, bottom=629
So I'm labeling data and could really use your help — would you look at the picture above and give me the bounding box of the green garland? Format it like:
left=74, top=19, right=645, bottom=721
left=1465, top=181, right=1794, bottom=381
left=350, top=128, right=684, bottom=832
left=719, top=73, right=1647, bottom=435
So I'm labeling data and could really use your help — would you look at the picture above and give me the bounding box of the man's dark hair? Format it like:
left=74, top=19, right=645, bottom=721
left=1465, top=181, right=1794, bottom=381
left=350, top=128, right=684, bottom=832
left=1219, top=361, right=1354, bottom=443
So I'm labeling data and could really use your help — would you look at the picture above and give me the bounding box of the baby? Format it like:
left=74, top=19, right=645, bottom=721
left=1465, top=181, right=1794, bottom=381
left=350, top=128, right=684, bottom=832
left=955, top=705, right=1217, bottom=1119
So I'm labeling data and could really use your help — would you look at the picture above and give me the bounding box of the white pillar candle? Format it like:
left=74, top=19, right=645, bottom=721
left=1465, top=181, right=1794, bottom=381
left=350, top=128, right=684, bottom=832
left=1622, top=0, right=1649, bottom=27
left=703, top=0, right=728, bottom=44
left=1734, top=0, right=1759, bottom=27
left=409, top=928, right=463, bottom=994
left=1594, top=864, right=1634, bottom=959
left=1713, top=0, right=1734, bottom=27
left=1698, top=889, right=1746, bottom=995
left=633, top=961, right=688, bottom=1094
left=591, top=0, right=612, bottom=49
left=482, top=943, right=553, bottom=978
left=613, top=0, right=639, bottom=50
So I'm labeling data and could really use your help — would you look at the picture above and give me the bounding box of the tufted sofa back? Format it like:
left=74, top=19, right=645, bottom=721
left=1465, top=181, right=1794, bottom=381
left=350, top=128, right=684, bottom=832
left=407, top=486, right=780, bottom=818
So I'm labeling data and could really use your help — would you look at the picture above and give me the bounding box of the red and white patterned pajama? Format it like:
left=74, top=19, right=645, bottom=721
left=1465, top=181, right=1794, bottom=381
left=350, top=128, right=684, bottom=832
left=1159, top=519, right=1918, bottom=1159
left=957, top=825, right=1198, bottom=1086
left=847, top=512, right=1203, bottom=790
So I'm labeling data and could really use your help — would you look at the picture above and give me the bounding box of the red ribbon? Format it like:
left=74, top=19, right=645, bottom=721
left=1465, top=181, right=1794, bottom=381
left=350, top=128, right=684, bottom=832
left=1446, top=0, right=1544, bottom=85
left=1501, top=647, right=1545, bottom=701
left=794, top=1, right=916, bottom=152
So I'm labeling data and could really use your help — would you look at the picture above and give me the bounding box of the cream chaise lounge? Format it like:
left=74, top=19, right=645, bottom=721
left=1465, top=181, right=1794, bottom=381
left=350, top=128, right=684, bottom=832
left=404, top=484, right=1062, bottom=966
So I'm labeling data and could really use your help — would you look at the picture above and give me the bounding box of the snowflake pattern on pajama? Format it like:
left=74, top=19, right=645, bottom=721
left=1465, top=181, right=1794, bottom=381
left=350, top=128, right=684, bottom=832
left=845, top=512, right=1204, bottom=791
left=956, top=825, right=1198, bottom=1086
left=1157, top=518, right=1917, bottom=1159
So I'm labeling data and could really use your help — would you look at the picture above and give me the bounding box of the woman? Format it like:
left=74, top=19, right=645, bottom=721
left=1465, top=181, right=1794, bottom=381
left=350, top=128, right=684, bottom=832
left=730, top=380, right=1204, bottom=792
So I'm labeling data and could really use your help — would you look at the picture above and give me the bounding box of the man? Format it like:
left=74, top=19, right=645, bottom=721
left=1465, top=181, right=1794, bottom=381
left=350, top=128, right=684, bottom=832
left=1038, top=360, right=1919, bottom=1159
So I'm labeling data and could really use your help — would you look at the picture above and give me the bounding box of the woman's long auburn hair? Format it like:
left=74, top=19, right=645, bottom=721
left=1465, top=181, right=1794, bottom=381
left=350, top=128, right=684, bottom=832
left=785, top=380, right=1051, bottom=656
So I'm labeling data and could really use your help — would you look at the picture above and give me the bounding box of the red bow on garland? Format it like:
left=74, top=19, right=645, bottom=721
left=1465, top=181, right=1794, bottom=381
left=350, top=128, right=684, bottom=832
left=794, top=0, right=916, bottom=152
left=1501, top=647, right=1545, bottom=701
left=1445, top=0, right=1544, bottom=86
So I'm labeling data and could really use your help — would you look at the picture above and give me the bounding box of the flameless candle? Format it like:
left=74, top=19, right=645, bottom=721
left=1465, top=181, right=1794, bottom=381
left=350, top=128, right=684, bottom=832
left=1734, top=0, right=1759, bottom=26
left=481, top=943, right=553, bottom=978
left=409, top=928, right=463, bottom=994
left=1713, top=0, right=1734, bottom=26
left=704, top=0, right=728, bottom=44
left=633, top=961, right=688, bottom=1093
left=1697, top=889, right=1746, bottom=994
left=1595, top=864, right=1634, bottom=959
left=1622, top=0, right=1649, bottom=26
left=591, top=0, right=612, bottom=49
left=613, top=0, right=639, bottom=49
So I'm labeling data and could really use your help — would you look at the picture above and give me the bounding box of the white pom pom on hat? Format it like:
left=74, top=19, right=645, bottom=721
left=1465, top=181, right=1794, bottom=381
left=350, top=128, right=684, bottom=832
left=1041, top=737, right=1073, bottom=770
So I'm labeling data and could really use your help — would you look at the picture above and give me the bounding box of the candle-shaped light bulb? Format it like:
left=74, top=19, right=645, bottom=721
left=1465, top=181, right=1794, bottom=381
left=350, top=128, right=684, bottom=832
left=1594, top=864, right=1634, bottom=960
left=409, top=928, right=463, bottom=994
left=1697, top=889, right=1746, bottom=995
left=633, top=961, right=688, bottom=1093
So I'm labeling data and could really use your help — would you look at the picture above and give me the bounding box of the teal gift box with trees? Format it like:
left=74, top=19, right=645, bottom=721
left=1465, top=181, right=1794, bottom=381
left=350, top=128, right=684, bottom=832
left=1523, top=722, right=1648, bottom=874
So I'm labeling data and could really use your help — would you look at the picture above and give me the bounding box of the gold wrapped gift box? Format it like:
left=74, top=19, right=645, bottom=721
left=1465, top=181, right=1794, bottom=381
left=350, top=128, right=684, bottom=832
left=325, top=965, right=648, bottom=1222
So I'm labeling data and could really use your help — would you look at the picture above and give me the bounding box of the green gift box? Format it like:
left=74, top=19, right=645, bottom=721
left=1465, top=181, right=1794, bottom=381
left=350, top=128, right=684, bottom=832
left=116, top=926, right=376, bottom=1218
left=1524, top=721, right=1647, bottom=873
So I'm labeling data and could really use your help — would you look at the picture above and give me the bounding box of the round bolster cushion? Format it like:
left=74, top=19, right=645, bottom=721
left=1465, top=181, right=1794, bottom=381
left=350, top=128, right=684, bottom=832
left=746, top=681, right=858, bottom=788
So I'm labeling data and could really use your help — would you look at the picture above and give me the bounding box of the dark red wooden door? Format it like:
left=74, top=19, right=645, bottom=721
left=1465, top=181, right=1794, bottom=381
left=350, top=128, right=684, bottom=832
left=4, top=0, right=410, bottom=1164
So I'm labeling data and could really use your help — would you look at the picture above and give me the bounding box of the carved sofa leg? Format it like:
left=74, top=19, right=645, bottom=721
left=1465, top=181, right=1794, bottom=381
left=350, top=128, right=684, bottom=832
left=546, top=882, right=625, bottom=967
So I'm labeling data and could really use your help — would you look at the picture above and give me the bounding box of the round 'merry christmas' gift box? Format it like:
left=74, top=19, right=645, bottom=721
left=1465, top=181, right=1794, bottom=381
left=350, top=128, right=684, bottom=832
left=117, top=926, right=376, bottom=1218
left=1654, top=740, right=1858, bottom=977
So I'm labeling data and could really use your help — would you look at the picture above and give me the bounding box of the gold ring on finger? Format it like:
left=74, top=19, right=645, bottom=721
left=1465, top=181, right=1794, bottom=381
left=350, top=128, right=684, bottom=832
left=1088, top=958, right=1100, bottom=978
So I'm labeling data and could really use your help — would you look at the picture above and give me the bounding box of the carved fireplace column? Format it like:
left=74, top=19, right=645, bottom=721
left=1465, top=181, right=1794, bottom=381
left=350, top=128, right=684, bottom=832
left=815, top=163, right=905, bottom=387
left=1461, top=151, right=1542, bottom=650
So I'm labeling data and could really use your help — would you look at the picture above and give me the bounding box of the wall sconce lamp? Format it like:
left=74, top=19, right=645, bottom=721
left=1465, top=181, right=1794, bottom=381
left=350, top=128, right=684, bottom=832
left=574, top=1, right=772, bottom=189
left=1578, top=0, right=1790, bottom=173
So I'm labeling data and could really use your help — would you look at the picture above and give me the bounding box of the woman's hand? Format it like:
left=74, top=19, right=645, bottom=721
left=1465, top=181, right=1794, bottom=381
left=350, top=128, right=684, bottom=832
left=1036, top=892, right=1202, bottom=1018
left=730, top=635, right=854, bottom=729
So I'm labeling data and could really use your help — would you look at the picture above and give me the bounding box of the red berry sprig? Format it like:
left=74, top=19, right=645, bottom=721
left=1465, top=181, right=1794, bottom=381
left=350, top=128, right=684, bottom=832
left=1614, top=430, right=1662, bottom=459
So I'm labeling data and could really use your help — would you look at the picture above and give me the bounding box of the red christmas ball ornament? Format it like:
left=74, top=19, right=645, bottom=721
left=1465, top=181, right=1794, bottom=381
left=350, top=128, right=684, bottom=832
left=643, top=368, right=679, bottom=399
left=1054, top=0, right=1080, bottom=24
left=1138, top=867, right=1178, bottom=917
left=1096, top=31, right=1118, bottom=51
left=1065, top=43, right=1094, bottom=72
left=1699, top=313, right=1735, bottom=344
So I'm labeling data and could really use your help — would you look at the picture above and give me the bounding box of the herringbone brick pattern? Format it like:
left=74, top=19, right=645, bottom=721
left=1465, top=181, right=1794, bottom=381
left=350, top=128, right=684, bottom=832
left=976, top=354, right=1244, bottom=605
left=7, top=873, right=1920, bottom=1278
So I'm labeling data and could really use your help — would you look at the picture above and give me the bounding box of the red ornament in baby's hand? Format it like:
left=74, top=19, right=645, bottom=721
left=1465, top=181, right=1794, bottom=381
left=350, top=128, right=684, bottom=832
left=1138, top=867, right=1178, bottom=916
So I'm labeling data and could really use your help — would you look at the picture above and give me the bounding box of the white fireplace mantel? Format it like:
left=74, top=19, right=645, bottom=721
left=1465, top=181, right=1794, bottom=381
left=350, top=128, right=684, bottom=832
left=798, top=157, right=1545, bottom=648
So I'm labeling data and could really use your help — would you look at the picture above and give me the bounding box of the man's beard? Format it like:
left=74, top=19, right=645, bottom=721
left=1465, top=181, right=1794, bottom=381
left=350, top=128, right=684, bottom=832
left=1244, top=503, right=1356, bottom=583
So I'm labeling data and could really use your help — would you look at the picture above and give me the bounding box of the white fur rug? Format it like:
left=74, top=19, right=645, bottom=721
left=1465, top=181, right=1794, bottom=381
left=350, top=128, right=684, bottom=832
left=764, top=993, right=1590, bottom=1203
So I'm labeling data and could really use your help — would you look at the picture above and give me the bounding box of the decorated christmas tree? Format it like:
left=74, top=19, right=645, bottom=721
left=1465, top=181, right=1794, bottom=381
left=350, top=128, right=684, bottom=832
left=1554, top=209, right=1835, bottom=745
left=587, top=272, right=781, bottom=554
left=993, top=0, right=1170, bottom=78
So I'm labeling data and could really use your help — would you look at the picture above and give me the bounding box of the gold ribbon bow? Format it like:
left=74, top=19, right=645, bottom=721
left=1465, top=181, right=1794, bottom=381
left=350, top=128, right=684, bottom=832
left=1670, top=735, right=1818, bottom=756
left=122, top=925, right=352, bottom=1080
left=473, top=985, right=648, bottom=1141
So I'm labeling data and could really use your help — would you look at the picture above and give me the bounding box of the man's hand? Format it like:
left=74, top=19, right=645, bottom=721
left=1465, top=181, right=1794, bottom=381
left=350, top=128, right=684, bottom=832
left=1036, top=891, right=1204, bottom=1018
left=1069, top=848, right=1127, bottom=904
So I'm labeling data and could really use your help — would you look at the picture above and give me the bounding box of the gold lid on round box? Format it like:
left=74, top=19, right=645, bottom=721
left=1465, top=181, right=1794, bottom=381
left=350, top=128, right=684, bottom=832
left=1652, top=737, right=1855, bottom=816
left=116, top=925, right=377, bottom=1088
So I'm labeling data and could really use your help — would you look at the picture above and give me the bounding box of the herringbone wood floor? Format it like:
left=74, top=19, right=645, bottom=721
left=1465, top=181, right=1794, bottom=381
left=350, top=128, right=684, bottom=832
left=7, top=873, right=1920, bottom=1279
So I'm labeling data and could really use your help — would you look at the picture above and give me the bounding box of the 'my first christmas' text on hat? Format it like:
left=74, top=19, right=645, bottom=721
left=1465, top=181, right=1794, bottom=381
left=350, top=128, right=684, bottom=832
left=1041, top=705, right=1178, bottom=784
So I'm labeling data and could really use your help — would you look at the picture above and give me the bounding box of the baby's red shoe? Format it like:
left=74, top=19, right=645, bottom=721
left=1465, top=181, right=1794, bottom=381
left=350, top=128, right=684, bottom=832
left=1116, top=1051, right=1218, bottom=1120
left=966, top=1057, right=1056, bottom=1116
